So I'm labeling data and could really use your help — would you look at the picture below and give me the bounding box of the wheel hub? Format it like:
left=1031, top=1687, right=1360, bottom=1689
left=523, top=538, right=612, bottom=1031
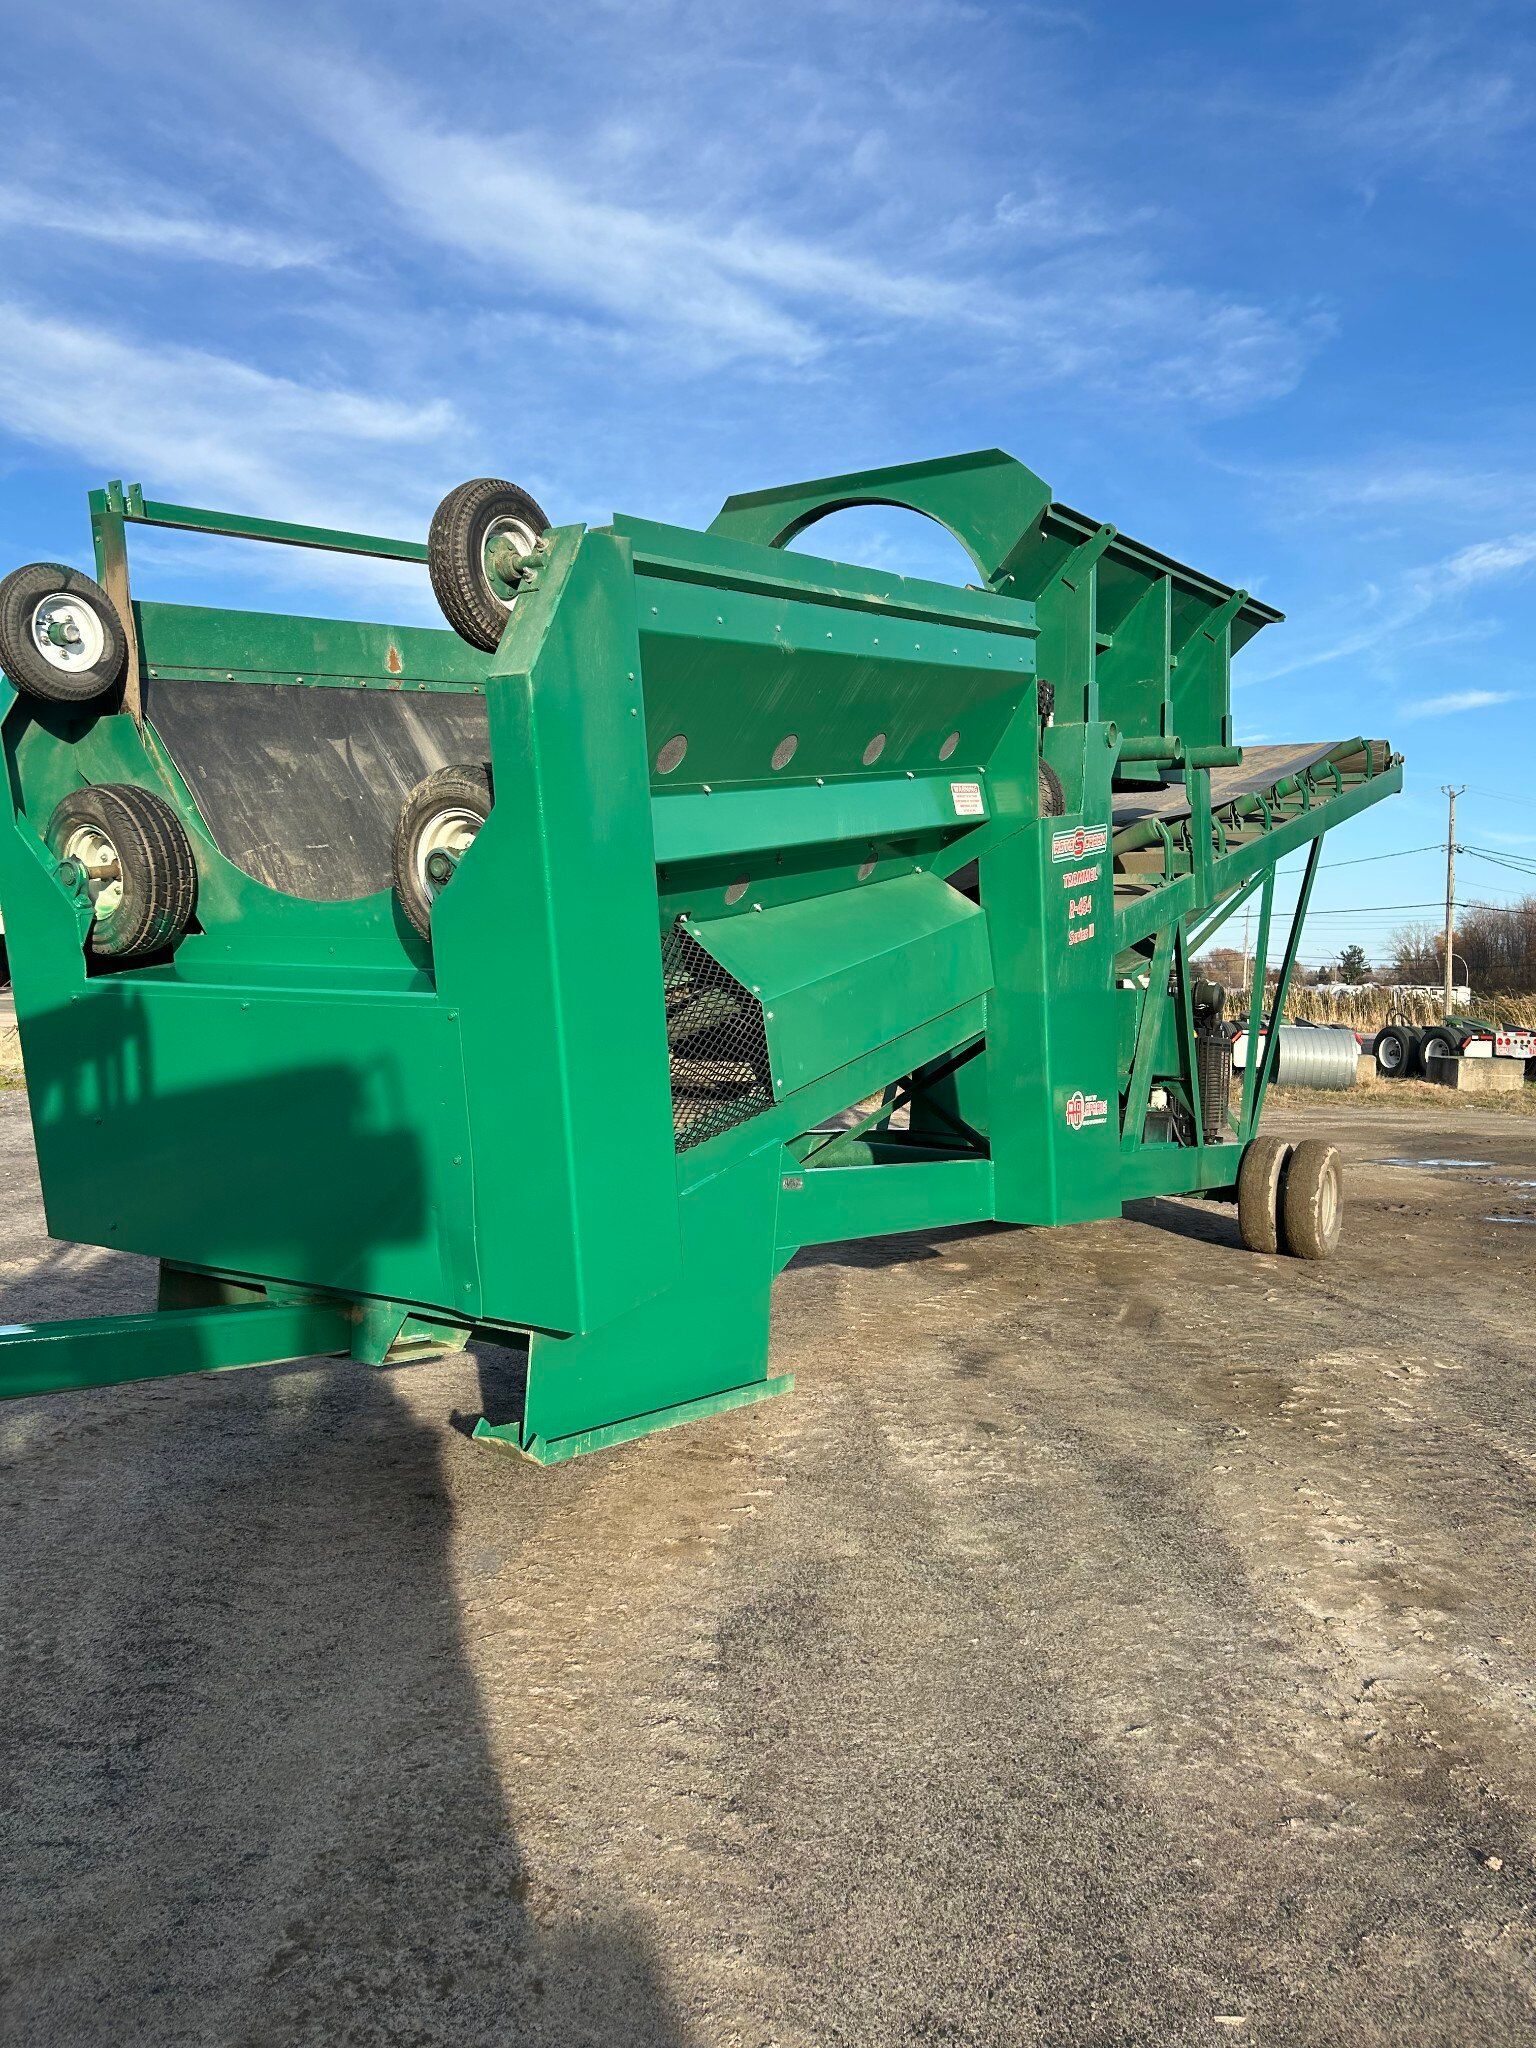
left=61, top=824, right=123, bottom=920
left=31, top=594, right=105, bottom=675
left=415, top=806, right=482, bottom=902
left=482, top=516, right=539, bottom=605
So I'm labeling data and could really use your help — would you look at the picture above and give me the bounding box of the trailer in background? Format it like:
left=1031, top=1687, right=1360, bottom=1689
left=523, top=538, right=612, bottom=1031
left=1375, top=1013, right=1535, bottom=1079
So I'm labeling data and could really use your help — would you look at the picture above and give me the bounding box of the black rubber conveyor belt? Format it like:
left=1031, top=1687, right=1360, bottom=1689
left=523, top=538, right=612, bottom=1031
left=146, top=679, right=491, bottom=901
left=1110, top=742, right=1338, bottom=828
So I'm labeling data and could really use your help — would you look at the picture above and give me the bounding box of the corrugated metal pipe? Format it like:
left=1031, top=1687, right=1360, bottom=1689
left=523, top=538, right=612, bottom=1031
left=1235, top=1025, right=1359, bottom=1091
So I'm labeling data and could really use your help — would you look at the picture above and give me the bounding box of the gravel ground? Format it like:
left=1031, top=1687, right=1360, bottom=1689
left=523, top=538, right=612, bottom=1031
left=2, top=1088, right=1534, bottom=2047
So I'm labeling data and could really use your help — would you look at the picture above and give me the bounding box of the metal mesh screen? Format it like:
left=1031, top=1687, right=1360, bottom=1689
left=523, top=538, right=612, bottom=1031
left=660, top=920, right=774, bottom=1153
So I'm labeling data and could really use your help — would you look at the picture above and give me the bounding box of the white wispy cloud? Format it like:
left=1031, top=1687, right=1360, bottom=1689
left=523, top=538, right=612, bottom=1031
left=1440, top=534, right=1536, bottom=591
left=233, top=39, right=1321, bottom=407
left=1242, top=528, right=1536, bottom=685
left=1282, top=456, right=1536, bottom=521
left=1486, top=829, right=1536, bottom=846
left=282, top=68, right=948, bottom=366
left=1321, top=29, right=1533, bottom=174
left=1397, top=688, right=1519, bottom=720
left=0, top=300, right=455, bottom=522
left=0, top=182, right=327, bottom=270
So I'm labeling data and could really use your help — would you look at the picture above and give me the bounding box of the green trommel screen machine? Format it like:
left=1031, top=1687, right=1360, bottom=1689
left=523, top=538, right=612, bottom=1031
left=0, top=452, right=1399, bottom=1462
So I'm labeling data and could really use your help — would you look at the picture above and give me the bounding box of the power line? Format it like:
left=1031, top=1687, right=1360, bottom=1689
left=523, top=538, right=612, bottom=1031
left=1319, top=841, right=1442, bottom=869
left=1223, top=896, right=1535, bottom=923
left=1463, top=843, right=1536, bottom=872
left=1466, top=785, right=1536, bottom=812
left=1302, top=904, right=1531, bottom=918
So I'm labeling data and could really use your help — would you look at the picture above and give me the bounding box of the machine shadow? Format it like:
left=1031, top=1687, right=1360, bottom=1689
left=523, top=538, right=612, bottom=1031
left=0, top=1082, right=697, bottom=2046
left=1122, top=1192, right=1242, bottom=1248
left=789, top=1218, right=1010, bottom=1272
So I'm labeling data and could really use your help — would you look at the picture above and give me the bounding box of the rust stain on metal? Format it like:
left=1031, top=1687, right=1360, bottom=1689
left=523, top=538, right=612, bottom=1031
left=386, top=644, right=404, bottom=675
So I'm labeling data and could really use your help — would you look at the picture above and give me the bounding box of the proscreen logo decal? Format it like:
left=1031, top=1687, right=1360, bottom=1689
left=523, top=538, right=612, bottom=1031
left=1051, top=824, right=1109, bottom=864
left=1063, top=1089, right=1109, bottom=1131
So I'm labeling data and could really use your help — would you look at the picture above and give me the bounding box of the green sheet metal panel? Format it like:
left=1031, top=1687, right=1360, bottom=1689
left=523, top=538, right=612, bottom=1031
left=982, top=718, right=1123, bottom=1227
left=692, top=871, right=992, bottom=1097
left=433, top=525, right=683, bottom=1339
left=632, top=572, right=1035, bottom=793
left=21, top=977, right=478, bottom=1307
left=650, top=774, right=988, bottom=868
left=134, top=599, right=488, bottom=688
left=619, top=514, right=1038, bottom=635
left=709, top=448, right=1054, bottom=583
left=0, top=710, right=477, bottom=1308
left=1094, top=560, right=1171, bottom=745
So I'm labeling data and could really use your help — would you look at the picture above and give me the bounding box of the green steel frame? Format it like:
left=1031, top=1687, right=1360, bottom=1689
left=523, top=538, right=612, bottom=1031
left=0, top=450, right=1401, bottom=1461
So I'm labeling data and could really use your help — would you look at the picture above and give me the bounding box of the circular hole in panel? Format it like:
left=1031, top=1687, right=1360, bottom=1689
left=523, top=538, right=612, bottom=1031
left=782, top=506, right=981, bottom=583
left=771, top=733, right=798, bottom=771
left=724, top=877, right=750, bottom=905
left=862, top=732, right=887, bottom=766
left=938, top=730, right=960, bottom=761
left=857, top=857, right=877, bottom=882
left=655, top=733, right=688, bottom=774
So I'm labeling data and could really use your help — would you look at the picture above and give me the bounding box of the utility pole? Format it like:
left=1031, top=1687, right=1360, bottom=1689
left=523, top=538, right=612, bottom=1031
left=1241, top=901, right=1252, bottom=1006
left=1442, top=783, right=1464, bottom=1020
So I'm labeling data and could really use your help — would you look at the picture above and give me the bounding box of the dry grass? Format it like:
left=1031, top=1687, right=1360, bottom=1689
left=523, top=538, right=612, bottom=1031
left=1266, top=1073, right=1536, bottom=1117
left=1284, top=989, right=1536, bottom=1029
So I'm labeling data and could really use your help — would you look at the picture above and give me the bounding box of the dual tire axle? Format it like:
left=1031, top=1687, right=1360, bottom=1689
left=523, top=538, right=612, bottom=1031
left=1237, top=1134, right=1343, bottom=1259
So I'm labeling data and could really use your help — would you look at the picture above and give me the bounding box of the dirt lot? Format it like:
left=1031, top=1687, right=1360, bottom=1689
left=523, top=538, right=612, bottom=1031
left=2, top=1088, right=1534, bottom=2047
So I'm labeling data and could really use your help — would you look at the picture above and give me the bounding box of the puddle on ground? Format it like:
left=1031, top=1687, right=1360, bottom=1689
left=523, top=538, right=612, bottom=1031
left=1377, top=1157, right=1494, bottom=1170
left=1486, top=1215, right=1536, bottom=1227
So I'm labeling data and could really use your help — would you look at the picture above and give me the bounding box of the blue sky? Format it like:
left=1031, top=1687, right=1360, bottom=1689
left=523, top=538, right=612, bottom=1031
left=0, top=0, right=1532, bottom=966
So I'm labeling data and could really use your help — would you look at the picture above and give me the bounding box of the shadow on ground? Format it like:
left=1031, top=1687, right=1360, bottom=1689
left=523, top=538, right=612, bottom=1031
left=0, top=1270, right=694, bottom=2047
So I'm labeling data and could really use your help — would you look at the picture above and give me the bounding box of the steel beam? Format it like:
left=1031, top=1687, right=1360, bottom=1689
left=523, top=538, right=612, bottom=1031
left=0, top=1300, right=355, bottom=1403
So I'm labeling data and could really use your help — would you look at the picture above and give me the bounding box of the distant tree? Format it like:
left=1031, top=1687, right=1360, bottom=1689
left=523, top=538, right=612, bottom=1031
left=1191, top=945, right=1246, bottom=987
left=1388, top=920, right=1443, bottom=983
left=1336, top=943, right=1372, bottom=983
left=1458, top=896, right=1536, bottom=994
left=1387, top=902, right=1536, bottom=993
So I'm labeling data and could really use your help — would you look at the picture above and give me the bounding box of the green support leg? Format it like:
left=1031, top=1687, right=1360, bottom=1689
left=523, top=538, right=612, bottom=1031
left=0, top=1299, right=355, bottom=1403
left=473, top=1151, right=791, bottom=1465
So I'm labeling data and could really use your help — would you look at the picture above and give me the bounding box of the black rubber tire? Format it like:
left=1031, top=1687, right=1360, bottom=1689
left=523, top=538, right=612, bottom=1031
left=47, top=783, right=197, bottom=960
left=392, top=762, right=492, bottom=941
left=1279, top=1139, right=1343, bottom=1260
left=1237, top=1134, right=1291, bottom=1255
left=1038, top=760, right=1066, bottom=817
left=0, top=562, right=126, bottom=704
left=1419, top=1030, right=1457, bottom=1070
left=428, top=479, right=551, bottom=651
left=1374, top=1024, right=1413, bottom=1078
